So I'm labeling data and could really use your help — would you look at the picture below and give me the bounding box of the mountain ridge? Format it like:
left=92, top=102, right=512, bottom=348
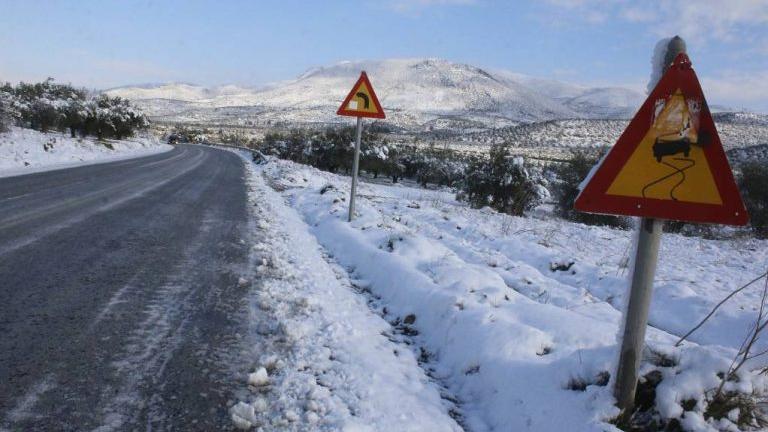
left=104, top=58, right=649, bottom=129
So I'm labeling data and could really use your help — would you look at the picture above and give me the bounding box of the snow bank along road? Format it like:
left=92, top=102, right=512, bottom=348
left=0, top=145, right=254, bottom=430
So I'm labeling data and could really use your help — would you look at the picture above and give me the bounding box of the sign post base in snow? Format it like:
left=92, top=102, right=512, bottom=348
left=614, top=217, right=662, bottom=413
left=575, top=38, right=748, bottom=416
left=336, top=71, right=385, bottom=222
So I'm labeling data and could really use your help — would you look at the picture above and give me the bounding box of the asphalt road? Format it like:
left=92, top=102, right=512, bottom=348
left=0, top=145, right=255, bottom=431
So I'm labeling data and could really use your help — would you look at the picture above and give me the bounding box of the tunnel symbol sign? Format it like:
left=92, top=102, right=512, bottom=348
left=337, top=71, right=385, bottom=119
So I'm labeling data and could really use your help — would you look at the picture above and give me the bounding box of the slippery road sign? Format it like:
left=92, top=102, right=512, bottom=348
left=575, top=53, right=748, bottom=226
left=337, top=71, right=386, bottom=119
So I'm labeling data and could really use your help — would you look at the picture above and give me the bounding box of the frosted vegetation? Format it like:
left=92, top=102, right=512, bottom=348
left=0, top=78, right=166, bottom=175
left=0, top=78, right=148, bottom=140
left=180, top=124, right=768, bottom=240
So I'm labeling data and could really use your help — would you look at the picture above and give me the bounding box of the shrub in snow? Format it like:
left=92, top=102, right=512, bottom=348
left=259, top=128, right=358, bottom=173
left=360, top=141, right=404, bottom=182
left=408, top=148, right=466, bottom=188
left=309, top=127, right=355, bottom=173
left=0, top=86, right=17, bottom=132
left=552, top=151, right=631, bottom=228
left=739, top=162, right=768, bottom=238
left=458, top=142, right=543, bottom=216
left=366, top=142, right=468, bottom=188
left=258, top=127, right=471, bottom=187
left=60, top=98, right=86, bottom=138
left=258, top=124, right=486, bottom=190
left=84, top=94, right=149, bottom=140
left=704, top=392, right=768, bottom=430
left=0, top=78, right=148, bottom=140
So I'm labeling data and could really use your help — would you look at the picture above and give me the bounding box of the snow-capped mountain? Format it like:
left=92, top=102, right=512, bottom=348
left=495, top=72, right=644, bottom=119
left=105, top=83, right=217, bottom=102
left=561, top=87, right=644, bottom=119
left=106, top=58, right=646, bottom=129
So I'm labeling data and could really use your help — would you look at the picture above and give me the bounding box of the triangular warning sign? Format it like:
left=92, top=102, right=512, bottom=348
left=337, top=71, right=386, bottom=119
left=575, top=54, right=748, bottom=226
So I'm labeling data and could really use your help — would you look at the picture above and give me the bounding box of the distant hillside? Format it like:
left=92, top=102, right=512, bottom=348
left=105, top=58, right=646, bottom=130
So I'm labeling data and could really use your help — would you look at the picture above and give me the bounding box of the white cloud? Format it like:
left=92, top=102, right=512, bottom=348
left=542, top=0, right=768, bottom=45
left=701, top=70, right=768, bottom=110
left=620, top=7, right=655, bottom=23
left=653, top=0, right=768, bottom=44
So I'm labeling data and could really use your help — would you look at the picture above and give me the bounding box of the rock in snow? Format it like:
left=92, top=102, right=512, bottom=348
left=247, top=367, right=270, bottom=387
left=230, top=402, right=256, bottom=430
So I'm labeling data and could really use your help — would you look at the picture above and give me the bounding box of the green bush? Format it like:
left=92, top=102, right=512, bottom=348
left=0, top=87, right=15, bottom=132
left=552, top=152, right=630, bottom=228
left=458, top=143, right=543, bottom=216
left=0, top=79, right=148, bottom=139
left=740, top=162, right=768, bottom=238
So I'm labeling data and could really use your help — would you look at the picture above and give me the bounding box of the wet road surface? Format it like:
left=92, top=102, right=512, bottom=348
left=0, top=145, right=254, bottom=431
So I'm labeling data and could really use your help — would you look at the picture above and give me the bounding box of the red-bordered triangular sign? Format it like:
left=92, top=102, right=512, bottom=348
left=575, top=53, right=748, bottom=226
left=337, top=71, right=386, bottom=119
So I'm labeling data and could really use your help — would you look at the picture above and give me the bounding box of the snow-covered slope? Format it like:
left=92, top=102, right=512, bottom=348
left=246, top=156, right=768, bottom=431
left=562, top=87, right=644, bottom=119
left=105, top=58, right=646, bottom=128
left=104, top=83, right=218, bottom=102
left=465, top=117, right=768, bottom=155
left=0, top=127, right=171, bottom=177
left=249, top=59, right=576, bottom=120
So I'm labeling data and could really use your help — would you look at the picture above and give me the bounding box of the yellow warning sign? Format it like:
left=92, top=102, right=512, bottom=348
left=606, top=89, right=722, bottom=204
left=575, top=52, right=747, bottom=225
left=337, top=72, right=385, bottom=119
left=347, top=82, right=376, bottom=114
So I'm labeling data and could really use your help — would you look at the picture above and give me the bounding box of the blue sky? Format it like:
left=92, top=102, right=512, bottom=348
left=1, top=0, right=766, bottom=111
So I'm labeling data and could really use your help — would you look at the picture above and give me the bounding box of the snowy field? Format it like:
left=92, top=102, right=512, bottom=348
left=0, top=127, right=171, bottom=177
left=235, top=153, right=768, bottom=431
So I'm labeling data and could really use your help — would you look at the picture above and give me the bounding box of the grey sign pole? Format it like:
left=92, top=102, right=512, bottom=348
left=348, top=116, right=363, bottom=222
left=614, top=35, right=686, bottom=416
left=614, top=218, right=663, bottom=413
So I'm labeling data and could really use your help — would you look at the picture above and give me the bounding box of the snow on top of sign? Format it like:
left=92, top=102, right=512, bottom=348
left=648, top=37, right=673, bottom=94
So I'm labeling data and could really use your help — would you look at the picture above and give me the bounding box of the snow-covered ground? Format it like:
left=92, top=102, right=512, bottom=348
left=231, top=152, right=462, bottom=431
left=0, top=127, right=171, bottom=177
left=237, top=154, right=768, bottom=431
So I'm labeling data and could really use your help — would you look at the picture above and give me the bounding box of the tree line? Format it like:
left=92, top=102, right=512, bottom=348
left=0, top=78, right=148, bottom=139
left=252, top=127, right=548, bottom=217
left=168, top=124, right=767, bottom=238
left=258, top=127, right=768, bottom=237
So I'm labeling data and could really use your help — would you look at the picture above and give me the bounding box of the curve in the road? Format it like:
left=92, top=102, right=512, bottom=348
left=0, top=145, right=257, bottom=431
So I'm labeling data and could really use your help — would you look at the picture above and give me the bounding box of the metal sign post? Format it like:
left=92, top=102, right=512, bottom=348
left=613, top=39, right=687, bottom=415
left=614, top=217, right=663, bottom=413
left=349, top=116, right=363, bottom=222
left=336, top=71, right=386, bottom=222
